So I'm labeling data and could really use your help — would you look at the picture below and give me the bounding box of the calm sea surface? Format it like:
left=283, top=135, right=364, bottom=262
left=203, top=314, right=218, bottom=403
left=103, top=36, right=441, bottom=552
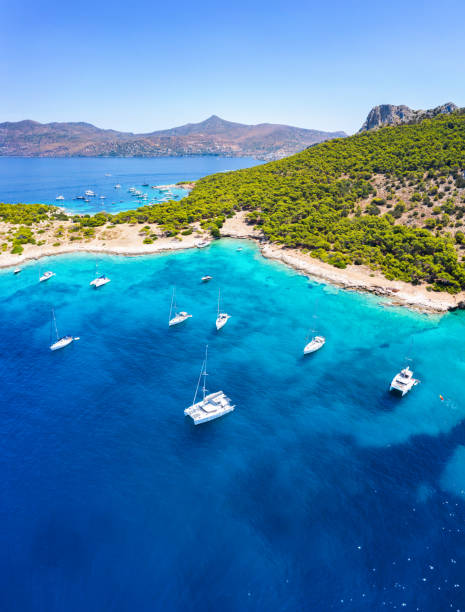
left=0, top=156, right=262, bottom=214
left=1, top=240, right=465, bottom=610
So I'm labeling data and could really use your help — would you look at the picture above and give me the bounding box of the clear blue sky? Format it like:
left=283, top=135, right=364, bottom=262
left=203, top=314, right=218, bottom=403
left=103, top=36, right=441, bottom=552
left=2, top=0, right=465, bottom=134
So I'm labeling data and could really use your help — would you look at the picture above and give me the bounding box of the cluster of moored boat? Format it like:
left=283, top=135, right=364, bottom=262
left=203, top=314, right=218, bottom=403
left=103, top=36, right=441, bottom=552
left=56, top=184, right=178, bottom=206
left=15, top=248, right=420, bottom=425
left=15, top=263, right=110, bottom=350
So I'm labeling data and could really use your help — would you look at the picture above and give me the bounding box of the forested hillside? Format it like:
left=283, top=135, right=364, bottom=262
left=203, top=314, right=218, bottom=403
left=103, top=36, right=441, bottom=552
left=2, top=110, right=465, bottom=292
left=107, top=110, right=465, bottom=291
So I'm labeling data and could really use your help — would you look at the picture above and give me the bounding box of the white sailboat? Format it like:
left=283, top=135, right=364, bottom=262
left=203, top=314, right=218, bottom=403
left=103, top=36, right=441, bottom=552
left=390, top=365, right=419, bottom=396
left=215, top=289, right=231, bottom=330
left=49, top=309, right=74, bottom=351
left=168, top=287, right=192, bottom=326
left=39, top=270, right=55, bottom=282
left=184, top=346, right=235, bottom=425
left=90, top=260, right=111, bottom=288
left=303, top=333, right=326, bottom=354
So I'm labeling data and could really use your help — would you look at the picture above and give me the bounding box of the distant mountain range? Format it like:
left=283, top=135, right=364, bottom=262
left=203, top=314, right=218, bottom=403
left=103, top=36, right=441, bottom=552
left=359, top=102, right=458, bottom=131
left=0, top=115, right=346, bottom=161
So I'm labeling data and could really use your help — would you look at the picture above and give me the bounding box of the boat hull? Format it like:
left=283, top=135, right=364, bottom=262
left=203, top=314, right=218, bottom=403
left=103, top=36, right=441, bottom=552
left=50, top=336, right=73, bottom=351
left=40, top=272, right=55, bottom=282
left=188, top=405, right=235, bottom=425
left=169, top=314, right=192, bottom=326
left=215, top=315, right=230, bottom=330
left=303, top=336, right=325, bottom=354
left=184, top=391, right=235, bottom=425
left=389, top=381, right=417, bottom=396
left=90, top=278, right=111, bottom=288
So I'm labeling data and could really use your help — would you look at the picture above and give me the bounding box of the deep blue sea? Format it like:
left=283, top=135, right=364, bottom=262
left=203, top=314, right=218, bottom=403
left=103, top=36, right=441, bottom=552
left=0, top=157, right=262, bottom=214
left=1, top=240, right=465, bottom=611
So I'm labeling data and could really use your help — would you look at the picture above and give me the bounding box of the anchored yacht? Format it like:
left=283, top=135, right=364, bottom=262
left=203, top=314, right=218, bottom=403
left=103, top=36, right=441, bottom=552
left=201, top=275, right=212, bottom=282
left=90, top=275, right=111, bottom=288
left=390, top=366, right=419, bottom=396
left=85, top=190, right=95, bottom=196
left=168, top=288, right=192, bottom=326
left=90, top=261, right=110, bottom=288
left=49, top=309, right=74, bottom=351
left=56, top=195, right=65, bottom=201
left=184, top=346, right=235, bottom=425
left=40, top=271, right=55, bottom=282
left=215, top=289, right=230, bottom=330
left=303, top=335, right=325, bottom=354
left=196, top=240, right=210, bottom=248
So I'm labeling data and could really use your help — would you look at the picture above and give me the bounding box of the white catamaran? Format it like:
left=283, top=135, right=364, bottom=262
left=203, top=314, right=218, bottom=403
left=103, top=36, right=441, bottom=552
left=168, top=288, right=192, bottom=326
left=184, top=346, right=235, bottom=425
left=90, top=261, right=111, bottom=288
left=215, top=289, right=231, bottom=330
left=390, top=365, right=419, bottom=396
left=49, top=309, right=74, bottom=351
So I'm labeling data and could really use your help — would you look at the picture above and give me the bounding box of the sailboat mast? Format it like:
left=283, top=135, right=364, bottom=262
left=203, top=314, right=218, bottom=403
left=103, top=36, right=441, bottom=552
left=202, top=345, right=208, bottom=401
left=169, top=288, right=175, bottom=322
left=52, top=308, right=59, bottom=340
left=217, top=289, right=220, bottom=316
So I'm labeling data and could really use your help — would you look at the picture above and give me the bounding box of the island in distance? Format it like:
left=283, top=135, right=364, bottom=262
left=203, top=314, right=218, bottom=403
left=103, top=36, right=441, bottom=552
left=0, top=114, right=346, bottom=161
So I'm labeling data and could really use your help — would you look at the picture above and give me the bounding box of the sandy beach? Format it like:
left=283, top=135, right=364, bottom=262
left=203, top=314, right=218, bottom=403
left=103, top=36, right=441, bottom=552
left=1, top=212, right=463, bottom=313
left=0, top=220, right=209, bottom=268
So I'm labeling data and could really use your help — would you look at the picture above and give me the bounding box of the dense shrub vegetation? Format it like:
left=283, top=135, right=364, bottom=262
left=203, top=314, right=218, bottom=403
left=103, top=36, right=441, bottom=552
left=2, top=111, right=465, bottom=291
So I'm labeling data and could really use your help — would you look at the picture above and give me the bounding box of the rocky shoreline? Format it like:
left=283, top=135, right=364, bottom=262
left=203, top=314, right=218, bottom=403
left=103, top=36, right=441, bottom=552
left=1, top=212, right=464, bottom=315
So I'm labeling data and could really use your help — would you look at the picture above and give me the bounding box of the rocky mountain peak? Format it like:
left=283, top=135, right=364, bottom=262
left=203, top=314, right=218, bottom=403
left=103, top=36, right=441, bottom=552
left=359, top=102, right=458, bottom=132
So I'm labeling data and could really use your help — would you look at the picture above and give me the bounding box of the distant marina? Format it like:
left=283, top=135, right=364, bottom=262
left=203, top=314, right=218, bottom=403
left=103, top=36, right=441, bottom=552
left=0, top=155, right=263, bottom=214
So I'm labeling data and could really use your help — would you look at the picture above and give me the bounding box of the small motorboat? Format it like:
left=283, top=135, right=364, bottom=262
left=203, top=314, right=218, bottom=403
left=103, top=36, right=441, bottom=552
left=85, top=190, right=95, bottom=196
left=14, top=267, right=22, bottom=275
left=201, top=275, right=212, bottom=282
left=40, top=271, right=55, bottom=282
left=114, top=184, right=121, bottom=189
left=303, top=335, right=326, bottom=354
left=56, top=195, right=65, bottom=201
left=390, top=366, right=419, bottom=396
left=196, top=240, right=210, bottom=248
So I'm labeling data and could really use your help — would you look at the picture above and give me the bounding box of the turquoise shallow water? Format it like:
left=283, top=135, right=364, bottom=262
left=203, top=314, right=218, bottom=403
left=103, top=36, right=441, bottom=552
left=0, top=156, right=262, bottom=213
left=1, top=240, right=465, bottom=611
